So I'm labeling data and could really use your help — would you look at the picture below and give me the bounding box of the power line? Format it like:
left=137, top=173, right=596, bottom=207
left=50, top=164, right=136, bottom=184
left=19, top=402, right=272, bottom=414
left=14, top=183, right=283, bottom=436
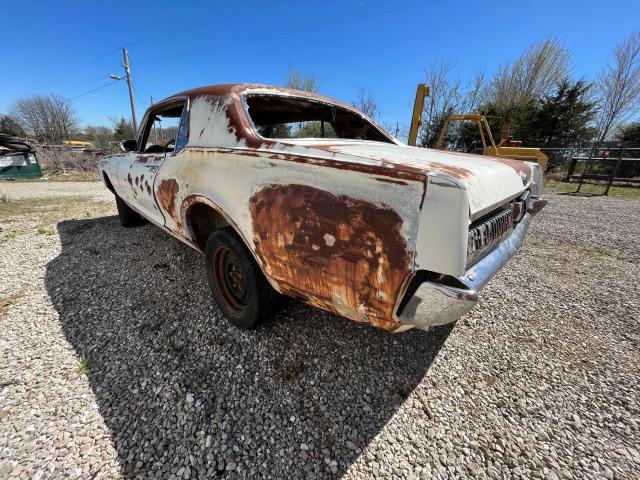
left=132, top=84, right=149, bottom=109
left=140, top=0, right=445, bottom=65
left=131, top=69, right=151, bottom=107
left=62, top=74, right=114, bottom=96
left=70, top=81, right=118, bottom=100
left=53, top=0, right=444, bottom=104
left=126, top=0, right=293, bottom=48
left=41, top=1, right=292, bottom=92
left=41, top=48, right=121, bottom=92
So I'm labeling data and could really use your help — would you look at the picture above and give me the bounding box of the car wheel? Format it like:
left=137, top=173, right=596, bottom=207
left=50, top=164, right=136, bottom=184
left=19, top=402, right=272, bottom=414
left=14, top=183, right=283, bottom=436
left=205, top=229, right=275, bottom=329
left=115, top=194, right=145, bottom=227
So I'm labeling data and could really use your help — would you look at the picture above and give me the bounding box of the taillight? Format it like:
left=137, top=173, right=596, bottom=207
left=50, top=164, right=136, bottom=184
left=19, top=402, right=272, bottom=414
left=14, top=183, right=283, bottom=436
left=511, top=200, right=526, bottom=223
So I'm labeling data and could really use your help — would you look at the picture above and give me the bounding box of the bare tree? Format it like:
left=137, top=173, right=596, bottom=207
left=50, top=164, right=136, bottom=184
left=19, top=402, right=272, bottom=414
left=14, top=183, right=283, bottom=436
left=488, top=37, right=570, bottom=115
left=10, top=94, right=78, bottom=143
left=593, top=30, right=640, bottom=142
left=285, top=69, right=319, bottom=93
left=415, top=62, right=488, bottom=147
left=351, top=88, right=378, bottom=119
left=419, top=60, right=461, bottom=147
left=462, top=71, right=487, bottom=114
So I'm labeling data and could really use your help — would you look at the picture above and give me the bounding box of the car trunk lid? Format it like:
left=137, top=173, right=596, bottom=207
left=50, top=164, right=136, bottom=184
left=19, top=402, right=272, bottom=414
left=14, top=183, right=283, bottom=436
left=288, top=140, right=534, bottom=219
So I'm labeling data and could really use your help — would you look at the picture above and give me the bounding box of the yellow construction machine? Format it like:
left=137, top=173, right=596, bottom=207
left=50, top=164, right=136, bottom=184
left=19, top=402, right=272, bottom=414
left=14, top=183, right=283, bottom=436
left=434, top=114, right=548, bottom=171
left=407, top=85, right=548, bottom=171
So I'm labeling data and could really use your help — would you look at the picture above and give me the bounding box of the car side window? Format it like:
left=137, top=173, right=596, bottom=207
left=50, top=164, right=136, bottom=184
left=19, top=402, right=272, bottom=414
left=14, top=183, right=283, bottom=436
left=174, top=103, right=189, bottom=152
left=138, top=100, right=187, bottom=154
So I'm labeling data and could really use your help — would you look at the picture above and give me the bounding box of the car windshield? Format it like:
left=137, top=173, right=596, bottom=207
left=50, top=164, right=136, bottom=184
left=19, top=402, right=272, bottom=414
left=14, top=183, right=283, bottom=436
left=245, top=94, right=393, bottom=143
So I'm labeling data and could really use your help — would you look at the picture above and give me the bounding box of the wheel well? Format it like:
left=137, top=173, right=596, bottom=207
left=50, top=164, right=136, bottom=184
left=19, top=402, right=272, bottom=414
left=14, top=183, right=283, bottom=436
left=187, top=203, right=231, bottom=251
left=102, top=172, right=115, bottom=194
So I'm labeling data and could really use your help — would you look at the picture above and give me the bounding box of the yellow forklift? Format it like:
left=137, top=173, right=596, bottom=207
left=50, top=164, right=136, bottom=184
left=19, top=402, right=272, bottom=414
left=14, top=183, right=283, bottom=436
left=407, top=85, right=548, bottom=171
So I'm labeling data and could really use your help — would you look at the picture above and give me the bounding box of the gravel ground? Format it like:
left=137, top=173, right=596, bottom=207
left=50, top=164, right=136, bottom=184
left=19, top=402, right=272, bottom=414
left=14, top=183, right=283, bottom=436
left=1, top=181, right=638, bottom=479
left=0, top=181, right=112, bottom=202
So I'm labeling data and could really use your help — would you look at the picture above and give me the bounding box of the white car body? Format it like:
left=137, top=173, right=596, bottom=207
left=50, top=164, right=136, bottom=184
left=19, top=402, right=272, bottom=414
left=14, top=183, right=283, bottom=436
left=99, top=84, right=547, bottom=332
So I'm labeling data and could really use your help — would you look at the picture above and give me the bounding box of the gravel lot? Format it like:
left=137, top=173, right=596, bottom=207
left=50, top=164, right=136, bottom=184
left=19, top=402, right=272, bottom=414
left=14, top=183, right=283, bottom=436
left=0, top=181, right=112, bottom=202
left=1, top=181, right=639, bottom=479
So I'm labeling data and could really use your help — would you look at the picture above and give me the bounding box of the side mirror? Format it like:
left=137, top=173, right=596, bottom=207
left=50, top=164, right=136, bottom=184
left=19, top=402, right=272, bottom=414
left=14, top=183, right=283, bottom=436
left=120, top=139, right=137, bottom=152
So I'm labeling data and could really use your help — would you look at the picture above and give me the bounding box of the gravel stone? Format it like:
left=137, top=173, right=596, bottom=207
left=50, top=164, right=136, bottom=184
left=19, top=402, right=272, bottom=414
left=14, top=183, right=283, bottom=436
left=1, top=181, right=638, bottom=479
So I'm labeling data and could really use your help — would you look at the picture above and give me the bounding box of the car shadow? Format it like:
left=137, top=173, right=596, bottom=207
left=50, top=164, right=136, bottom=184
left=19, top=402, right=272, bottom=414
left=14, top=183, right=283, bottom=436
left=45, top=216, right=453, bottom=479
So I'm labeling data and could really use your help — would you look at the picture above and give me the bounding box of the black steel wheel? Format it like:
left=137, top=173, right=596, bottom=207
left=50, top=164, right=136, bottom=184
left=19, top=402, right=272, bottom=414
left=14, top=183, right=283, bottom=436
left=205, top=229, right=275, bottom=329
left=115, top=194, right=145, bottom=227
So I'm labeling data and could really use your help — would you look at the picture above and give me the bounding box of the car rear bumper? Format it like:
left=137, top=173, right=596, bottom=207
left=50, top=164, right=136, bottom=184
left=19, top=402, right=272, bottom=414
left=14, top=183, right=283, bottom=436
left=395, top=198, right=547, bottom=331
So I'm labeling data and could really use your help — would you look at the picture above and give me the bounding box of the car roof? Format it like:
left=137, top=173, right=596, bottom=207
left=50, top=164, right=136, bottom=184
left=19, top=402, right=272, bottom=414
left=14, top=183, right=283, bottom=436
left=167, top=83, right=354, bottom=110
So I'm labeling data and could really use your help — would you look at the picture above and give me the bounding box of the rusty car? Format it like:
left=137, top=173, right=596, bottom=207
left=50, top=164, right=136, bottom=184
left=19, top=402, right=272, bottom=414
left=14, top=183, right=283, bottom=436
left=99, top=84, right=547, bottom=332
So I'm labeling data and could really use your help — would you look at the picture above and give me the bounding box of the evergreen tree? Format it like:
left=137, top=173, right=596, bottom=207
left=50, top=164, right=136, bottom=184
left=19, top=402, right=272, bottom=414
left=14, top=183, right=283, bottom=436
left=111, top=117, right=136, bottom=141
left=526, top=80, right=596, bottom=147
left=616, top=122, right=640, bottom=145
left=0, top=114, right=26, bottom=137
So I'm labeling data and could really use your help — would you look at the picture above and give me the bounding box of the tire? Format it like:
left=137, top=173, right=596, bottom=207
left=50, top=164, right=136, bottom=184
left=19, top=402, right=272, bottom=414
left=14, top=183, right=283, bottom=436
left=205, top=229, right=275, bottom=329
left=115, top=194, right=145, bottom=227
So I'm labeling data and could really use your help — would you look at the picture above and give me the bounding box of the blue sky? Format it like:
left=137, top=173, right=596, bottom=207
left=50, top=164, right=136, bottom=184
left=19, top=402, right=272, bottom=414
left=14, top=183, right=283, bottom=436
left=2, top=0, right=638, bottom=130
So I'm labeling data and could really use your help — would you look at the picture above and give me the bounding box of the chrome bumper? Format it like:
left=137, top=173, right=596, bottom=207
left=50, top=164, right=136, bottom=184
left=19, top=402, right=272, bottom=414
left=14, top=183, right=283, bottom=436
left=396, top=198, right=547, bottom=331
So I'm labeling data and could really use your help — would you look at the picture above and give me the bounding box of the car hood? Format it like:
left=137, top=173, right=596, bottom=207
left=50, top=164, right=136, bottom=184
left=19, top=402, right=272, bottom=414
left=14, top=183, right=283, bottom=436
left=286, top=140, right=537, bottom=218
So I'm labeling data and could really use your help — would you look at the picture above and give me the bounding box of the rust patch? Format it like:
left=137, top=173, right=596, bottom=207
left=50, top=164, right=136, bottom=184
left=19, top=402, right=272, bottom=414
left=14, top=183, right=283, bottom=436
left=156, top=179, right=180, bottom=224
left=249, top=184, right=412, bottom=330
left=136, top=155, right=152, bottom=164
left=198, top=146, right=426, bottom=183
left=427, top=162, right=473, bottom=180
left=146, top=181, right=151, bottom=195
left=446, top=150, right=533, bottom=179
left=224, top=97, right=270, bottom=150
left=127, top=173, right=133, bottom=187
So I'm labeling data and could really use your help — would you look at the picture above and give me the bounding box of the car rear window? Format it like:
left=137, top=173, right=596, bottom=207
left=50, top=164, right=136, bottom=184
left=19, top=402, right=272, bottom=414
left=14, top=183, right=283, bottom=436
left=245, top=94, right=393, bottom=143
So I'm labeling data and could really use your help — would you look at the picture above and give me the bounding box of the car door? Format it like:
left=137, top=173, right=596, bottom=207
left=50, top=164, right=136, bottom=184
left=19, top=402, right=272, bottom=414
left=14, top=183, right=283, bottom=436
left=117, top=99, right=188, bottom=226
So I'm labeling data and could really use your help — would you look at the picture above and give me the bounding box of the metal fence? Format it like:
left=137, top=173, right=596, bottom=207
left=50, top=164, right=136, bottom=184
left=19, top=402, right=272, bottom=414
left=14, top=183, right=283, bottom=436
left=539, top=142, right=640, bottom=195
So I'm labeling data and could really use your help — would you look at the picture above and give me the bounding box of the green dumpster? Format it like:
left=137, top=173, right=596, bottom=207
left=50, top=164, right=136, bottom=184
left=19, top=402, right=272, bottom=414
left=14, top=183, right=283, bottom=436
left=0, top=134, right=43, bottom=180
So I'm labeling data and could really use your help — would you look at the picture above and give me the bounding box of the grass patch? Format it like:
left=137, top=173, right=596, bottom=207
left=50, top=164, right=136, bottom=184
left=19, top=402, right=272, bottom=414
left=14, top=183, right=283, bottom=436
left=578, top=246, right=612, bottom=259
left=0, top=196, right=114, bottom=224
left=0, top=293, right=25, bottom=320
left=0, top=229, right=20, bottom=243
left=545, top=179, right=640, bottom=198
left=77, top=354, right=91, bottom=375
left=36, top=224, right=55, bottom=235
left=46, top=171, right=101, bottom=182
left=0, top=195, right=115, bottom=245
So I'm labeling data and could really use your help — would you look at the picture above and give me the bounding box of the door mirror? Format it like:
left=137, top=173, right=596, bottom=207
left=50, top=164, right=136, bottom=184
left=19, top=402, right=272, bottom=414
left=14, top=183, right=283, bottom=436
left=120, top=139, right=137, bottom=152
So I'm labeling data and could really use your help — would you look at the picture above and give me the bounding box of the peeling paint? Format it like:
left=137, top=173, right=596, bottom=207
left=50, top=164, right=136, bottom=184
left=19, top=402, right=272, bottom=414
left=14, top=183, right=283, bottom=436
left=156, top=179, right=180, bottom=225
left=250, top=184, right=411, bottom=330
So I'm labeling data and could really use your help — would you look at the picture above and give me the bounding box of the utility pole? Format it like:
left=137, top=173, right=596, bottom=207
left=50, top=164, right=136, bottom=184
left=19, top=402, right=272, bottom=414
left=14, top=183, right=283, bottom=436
left=121, top=47, right=138, bottom=132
